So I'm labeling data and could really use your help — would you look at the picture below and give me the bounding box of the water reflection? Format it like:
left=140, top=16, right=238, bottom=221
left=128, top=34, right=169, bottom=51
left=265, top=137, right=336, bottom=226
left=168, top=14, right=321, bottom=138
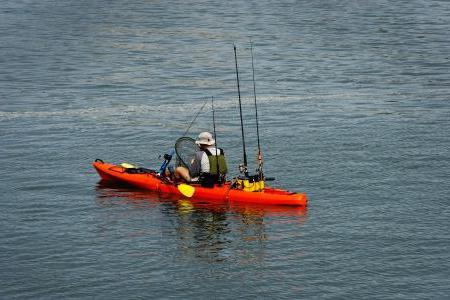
left=175, top=202, right=230, bottom=262
left=95, top=181, right=307, bottom=263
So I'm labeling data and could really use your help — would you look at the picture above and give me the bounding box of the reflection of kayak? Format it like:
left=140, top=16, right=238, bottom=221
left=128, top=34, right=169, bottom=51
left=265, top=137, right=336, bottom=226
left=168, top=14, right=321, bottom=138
left=96, top=181, right=308, bottom=219
left=93, top=160, right=308, bottom=207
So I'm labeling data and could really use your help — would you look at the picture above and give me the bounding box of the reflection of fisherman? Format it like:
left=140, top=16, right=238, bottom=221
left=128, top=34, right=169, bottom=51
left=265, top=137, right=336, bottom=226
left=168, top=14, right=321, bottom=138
left=175, top=132, right=228, bottom=184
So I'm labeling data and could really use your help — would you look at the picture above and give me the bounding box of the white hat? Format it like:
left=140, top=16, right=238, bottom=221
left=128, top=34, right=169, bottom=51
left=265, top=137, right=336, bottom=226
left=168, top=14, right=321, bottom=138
left=195, top=132, right=215, bottom=146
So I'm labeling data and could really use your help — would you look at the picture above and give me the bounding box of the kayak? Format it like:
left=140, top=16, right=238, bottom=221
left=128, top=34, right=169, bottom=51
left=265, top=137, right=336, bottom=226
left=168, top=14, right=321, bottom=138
left=92, top=160, right=308, bottom=207
left=93, top=160, right=307, bottom=207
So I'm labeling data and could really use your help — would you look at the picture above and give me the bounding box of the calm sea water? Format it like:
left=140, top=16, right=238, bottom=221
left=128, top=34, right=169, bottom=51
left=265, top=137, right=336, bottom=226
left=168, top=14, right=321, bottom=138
left=1, top=0, right=449, bottom=299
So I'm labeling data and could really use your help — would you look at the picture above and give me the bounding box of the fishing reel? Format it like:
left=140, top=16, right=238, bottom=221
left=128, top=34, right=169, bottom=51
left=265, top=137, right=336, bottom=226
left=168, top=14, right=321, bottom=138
left=238, top=163, right=248, bottom=175
left=159, top=153, right=172, bottom=161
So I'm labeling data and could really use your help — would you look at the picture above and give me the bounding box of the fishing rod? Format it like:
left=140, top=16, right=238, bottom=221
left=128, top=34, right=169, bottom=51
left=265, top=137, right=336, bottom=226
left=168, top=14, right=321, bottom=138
left=158, top=98, right=209, bottom=175
left=211, top=97, right=220, bottom=180
left=250, top=41, right=263, bottom=179
left=233, top=45, right=248, bottom=176
left=183, top=98, right=209, bottom=137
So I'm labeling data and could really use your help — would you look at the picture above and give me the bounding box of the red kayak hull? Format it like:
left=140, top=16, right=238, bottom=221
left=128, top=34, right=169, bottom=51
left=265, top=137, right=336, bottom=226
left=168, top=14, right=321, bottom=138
left=92, top=161, right=308, bottom=207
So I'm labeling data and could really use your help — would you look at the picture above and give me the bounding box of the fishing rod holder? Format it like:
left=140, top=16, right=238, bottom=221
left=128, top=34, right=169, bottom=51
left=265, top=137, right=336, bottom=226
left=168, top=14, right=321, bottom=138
left=235, top=173, right=265, bottom=192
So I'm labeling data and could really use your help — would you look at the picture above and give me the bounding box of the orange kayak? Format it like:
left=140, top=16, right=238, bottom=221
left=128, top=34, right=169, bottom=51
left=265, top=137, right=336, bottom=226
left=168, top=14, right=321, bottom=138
left=92, top=160, right=308, bottom=207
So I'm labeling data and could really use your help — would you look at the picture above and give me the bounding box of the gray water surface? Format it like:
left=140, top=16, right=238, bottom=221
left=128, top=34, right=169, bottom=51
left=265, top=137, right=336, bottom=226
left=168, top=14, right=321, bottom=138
left=1, top=0, right=449, bottom=299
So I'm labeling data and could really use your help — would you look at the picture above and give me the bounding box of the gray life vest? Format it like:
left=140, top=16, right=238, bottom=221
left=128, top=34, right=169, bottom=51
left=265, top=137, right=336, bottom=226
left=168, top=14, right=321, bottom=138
left=188, top=148, right=227, bottom=178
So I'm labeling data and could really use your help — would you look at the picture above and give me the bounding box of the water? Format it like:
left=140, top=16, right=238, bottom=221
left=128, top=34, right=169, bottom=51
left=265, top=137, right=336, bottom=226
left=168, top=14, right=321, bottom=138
left=1, top=0, right=449, bottom=298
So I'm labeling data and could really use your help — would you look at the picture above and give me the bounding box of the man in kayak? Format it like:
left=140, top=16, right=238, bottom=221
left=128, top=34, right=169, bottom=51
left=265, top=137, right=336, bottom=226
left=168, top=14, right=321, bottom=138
left=175, top=132, right=228, bottom=185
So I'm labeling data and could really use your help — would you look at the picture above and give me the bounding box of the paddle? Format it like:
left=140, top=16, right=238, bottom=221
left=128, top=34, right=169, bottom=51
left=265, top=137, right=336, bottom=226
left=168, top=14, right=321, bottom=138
left=178, top=183, right=195, bottom=197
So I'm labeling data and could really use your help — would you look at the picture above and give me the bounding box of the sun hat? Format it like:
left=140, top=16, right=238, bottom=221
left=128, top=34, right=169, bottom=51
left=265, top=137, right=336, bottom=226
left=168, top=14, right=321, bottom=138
left=195, top=132, right=215, bottom=146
